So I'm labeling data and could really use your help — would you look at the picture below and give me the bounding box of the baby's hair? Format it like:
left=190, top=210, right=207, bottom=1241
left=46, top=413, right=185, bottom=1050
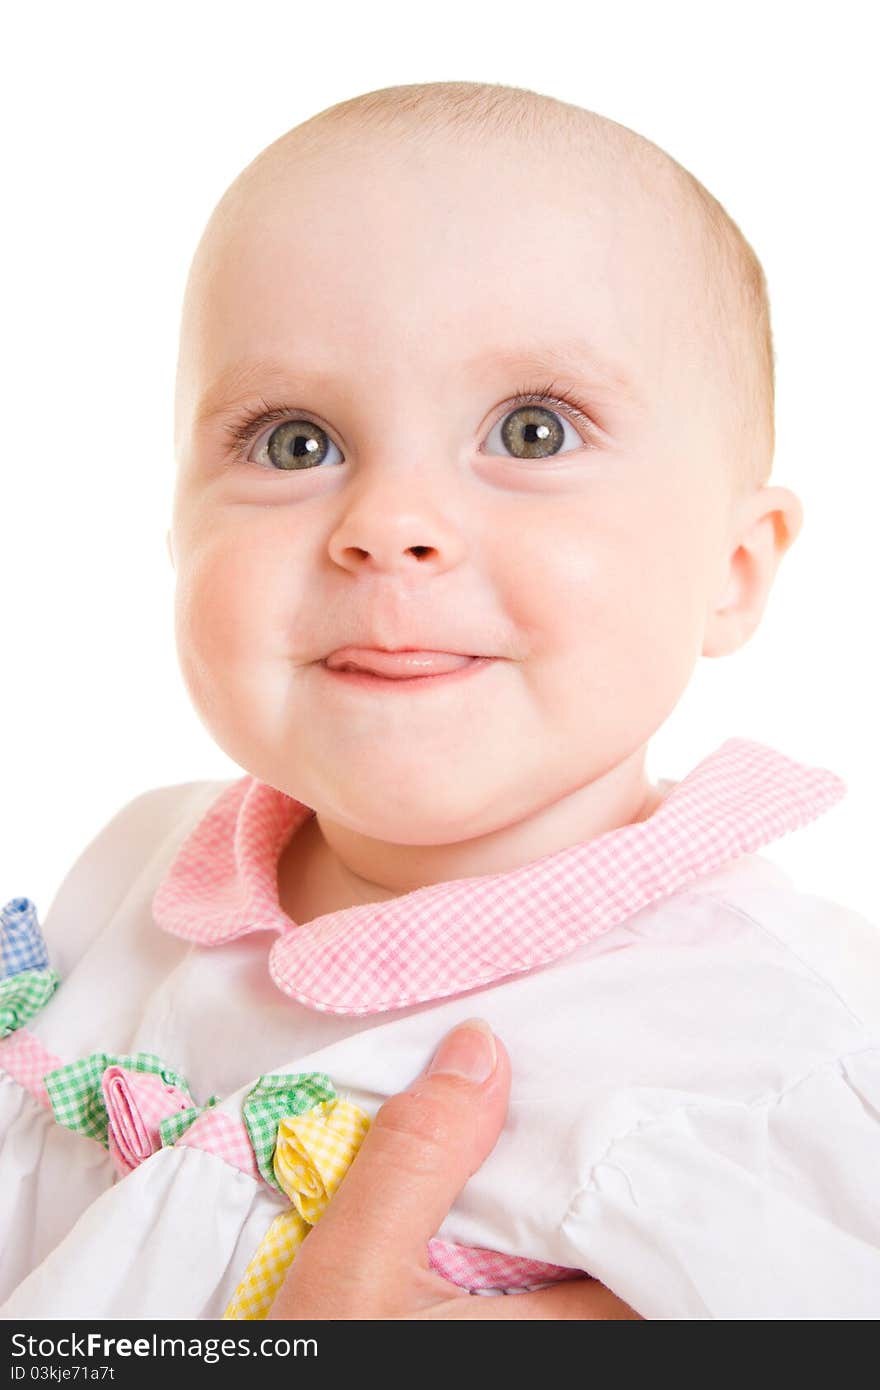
left=205, top=81, right=775, bottom=503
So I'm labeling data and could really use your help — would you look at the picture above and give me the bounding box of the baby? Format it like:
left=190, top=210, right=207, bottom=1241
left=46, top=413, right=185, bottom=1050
left=2, top=80, right=879, bottom=1320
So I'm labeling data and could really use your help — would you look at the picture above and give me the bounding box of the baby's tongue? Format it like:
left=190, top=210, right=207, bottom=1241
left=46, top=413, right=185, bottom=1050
left=325, top=648, right=476, bottom=677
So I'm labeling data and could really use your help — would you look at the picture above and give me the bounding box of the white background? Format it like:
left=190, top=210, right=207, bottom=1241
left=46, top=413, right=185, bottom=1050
left=2, top=0, right=877, bottom=927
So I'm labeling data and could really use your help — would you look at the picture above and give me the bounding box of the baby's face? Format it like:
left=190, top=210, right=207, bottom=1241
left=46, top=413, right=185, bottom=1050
left=171, top=129, right=739, bottom=842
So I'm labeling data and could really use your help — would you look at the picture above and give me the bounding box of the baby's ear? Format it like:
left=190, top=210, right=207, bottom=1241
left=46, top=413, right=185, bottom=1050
left=703, top=485, right=803, bottom=658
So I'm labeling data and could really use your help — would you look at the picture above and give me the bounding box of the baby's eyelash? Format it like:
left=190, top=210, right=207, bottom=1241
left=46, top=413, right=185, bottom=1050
left=506, top=381, right=597, bottom=437
left=220, top=380, right=598, bottom=462
left=221, top=398, right=300, bottom=459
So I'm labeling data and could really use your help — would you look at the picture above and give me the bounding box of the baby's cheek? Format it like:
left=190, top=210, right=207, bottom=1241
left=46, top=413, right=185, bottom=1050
left=172, top=532, right=279, bottom=727
left=539, top=507, right=709, bottom=723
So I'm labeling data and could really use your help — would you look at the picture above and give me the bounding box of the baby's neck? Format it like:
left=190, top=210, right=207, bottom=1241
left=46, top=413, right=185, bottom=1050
left=277, top=768, right=667, bottom=928
left=277, top=811, right=399, bottom=925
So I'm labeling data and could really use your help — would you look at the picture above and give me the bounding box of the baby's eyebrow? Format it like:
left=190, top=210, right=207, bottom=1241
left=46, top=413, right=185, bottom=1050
left=195, top=337, right=636, bottom=426
left=471, top=338, right=637, bottom=401
left=195, top=359, right=328, bottom=426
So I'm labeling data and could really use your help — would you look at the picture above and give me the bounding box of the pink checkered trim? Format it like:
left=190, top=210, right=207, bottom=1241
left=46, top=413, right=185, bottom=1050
left=0, top=1029, right=62, bottom=1108
left=176, top=1106, right=261, bottom=1182
left=427, top=1237, right=580, bottom=1292
left=152, top=737, right=846, bottom=1015
left=103, top=1066, right=194, bottom=1178
left=152, top=778, right=307, bottom=945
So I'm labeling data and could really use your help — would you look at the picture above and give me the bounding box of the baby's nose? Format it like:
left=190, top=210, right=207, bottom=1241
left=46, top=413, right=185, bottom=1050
left=325, top=475, right=467, bottom=576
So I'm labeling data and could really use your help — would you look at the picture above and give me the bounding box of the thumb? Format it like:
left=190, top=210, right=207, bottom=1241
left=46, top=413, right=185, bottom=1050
left=372, top=1018, right=511, bottom=1245
left=278, top=1019, right=510, bottom=1312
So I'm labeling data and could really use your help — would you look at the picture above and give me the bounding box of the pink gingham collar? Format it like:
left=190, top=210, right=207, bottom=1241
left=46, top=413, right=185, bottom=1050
left=152, top=738, right=846, bottom=1016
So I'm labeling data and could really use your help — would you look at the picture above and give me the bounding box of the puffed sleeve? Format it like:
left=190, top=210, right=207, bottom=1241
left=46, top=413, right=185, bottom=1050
left=0, top=1143, right=283, bottom=1319
left=0, top=780, right=225, bottom=1303
left=0, top=1076, right=116, bottom=1302
left=559, top=1046, right=880, bottom=1319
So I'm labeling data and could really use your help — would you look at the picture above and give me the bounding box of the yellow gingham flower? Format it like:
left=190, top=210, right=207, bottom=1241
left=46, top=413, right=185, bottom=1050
left=223, top=1097, right=371, bottom=1320
left=274, top=1098, right=371, bottom=1221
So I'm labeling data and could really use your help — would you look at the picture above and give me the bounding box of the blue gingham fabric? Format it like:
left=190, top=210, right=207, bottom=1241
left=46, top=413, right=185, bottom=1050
left=1, top=898, right=49, bottom=978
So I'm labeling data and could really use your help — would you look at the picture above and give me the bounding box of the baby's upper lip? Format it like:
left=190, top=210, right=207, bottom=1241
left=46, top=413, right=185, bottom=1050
left=324, top=641, right=484, bottom=659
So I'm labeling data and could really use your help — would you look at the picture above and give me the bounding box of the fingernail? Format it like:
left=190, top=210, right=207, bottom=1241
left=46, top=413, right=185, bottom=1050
left=427, top=1019, right=497, bottom=1082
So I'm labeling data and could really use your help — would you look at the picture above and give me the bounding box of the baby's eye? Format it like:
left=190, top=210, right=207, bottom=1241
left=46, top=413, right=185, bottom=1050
left=249, top=418, right=343, bottom=471
left=226, top=386, right=595, bottom=471
left=484, top=400, right=589, bottom=461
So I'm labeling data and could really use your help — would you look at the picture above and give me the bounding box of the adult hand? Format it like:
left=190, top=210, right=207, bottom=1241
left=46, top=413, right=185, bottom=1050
left=267, top=1019, right=641, bottom=1320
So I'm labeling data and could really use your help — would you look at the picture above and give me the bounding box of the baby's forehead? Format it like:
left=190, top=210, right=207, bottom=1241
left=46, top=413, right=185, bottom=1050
left=227, top=117, right=687, bottom=250
left=189, top=124, right=698, bottom=369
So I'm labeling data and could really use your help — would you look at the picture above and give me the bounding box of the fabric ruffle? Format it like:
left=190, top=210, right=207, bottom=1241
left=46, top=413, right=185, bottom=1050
left=45, top=1051, right=192, bottom=1148
left=241, top=1072, right=335, bottom=1191
left=0, top=1030, right=62, bottom=1108
left=1, top=898, right=50, bottom=978
left=0, top=899, right=590, bottom=1306
left=0, top=899, right=58, bottom=1040
left=273, top=1098, right=370, bottom=1222
left=0, top=969, right=60, bottom=1038
left=3, top=1036, right=583, bottom=1308
left=224, top=1082, right=371, bottom=1320
left=159, top=1096, right=219, bottom=1148
left=102, top=1066, right=199, bottom=1178
left=224, top=1073, right=580, bottom=1319
left=176, top=1105, right=261, bottom=1181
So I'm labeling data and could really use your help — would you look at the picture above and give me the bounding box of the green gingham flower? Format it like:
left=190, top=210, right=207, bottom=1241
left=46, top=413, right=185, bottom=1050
left=45, top=1051, right=191, bottom=1147
left=0, top=967, right=60, bottom=1037
left=243, top=1072, right=336, bottom=1190
left=159, top=1094, right=220, bottom=1148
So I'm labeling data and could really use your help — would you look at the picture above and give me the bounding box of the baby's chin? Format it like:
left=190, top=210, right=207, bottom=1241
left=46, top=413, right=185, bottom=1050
left=305, top=782, right=521, bottom=846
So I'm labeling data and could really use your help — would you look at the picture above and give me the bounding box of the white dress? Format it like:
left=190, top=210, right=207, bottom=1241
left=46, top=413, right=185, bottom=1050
left=1, top=736, right=879, bottom=1320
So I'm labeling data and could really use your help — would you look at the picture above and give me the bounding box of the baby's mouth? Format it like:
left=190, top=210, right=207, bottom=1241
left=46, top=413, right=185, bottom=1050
left=323, top=647, right=479, bottom=679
